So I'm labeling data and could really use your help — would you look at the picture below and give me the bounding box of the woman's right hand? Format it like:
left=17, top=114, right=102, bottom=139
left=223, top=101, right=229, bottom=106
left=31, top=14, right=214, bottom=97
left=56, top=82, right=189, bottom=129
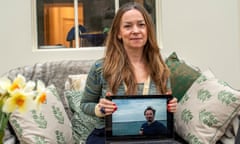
left=95, top=92, right=118, bottom=117
left=98, top=98, right=117, bottom=115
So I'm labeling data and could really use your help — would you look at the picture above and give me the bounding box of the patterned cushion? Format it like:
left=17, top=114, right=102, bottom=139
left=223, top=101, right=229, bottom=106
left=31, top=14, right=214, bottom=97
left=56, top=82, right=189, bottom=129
left=9, top=85, right=74, bottom=144
left=174, top=70, right=240, bottom=144
left=65, top=90, right=98, bottom=143
left=64, top=74, right=98, bottom=142
left=65, top=74, right=88, bottom=91
left=165, top=52, right=201, bottom=101
left=63, top=74, right=88, bottom=119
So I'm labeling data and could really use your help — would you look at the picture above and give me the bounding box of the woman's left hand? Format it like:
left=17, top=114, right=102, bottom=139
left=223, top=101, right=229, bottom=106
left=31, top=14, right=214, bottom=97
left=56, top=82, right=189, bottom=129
left=167, top=97, right=177, bottom=113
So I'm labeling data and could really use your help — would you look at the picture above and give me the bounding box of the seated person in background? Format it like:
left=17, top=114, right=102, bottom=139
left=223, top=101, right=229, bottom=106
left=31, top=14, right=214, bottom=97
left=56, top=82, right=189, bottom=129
left=139, top=106, right=169, bottom=136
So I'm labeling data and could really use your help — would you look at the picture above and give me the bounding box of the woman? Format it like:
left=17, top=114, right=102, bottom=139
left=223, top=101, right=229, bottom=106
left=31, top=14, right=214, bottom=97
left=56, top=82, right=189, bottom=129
left=80, top=2, right=177, bottom=144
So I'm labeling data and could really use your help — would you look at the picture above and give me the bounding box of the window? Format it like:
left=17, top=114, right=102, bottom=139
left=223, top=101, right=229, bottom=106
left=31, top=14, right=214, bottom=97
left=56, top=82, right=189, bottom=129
left=34, top=0, right=159, bottom=49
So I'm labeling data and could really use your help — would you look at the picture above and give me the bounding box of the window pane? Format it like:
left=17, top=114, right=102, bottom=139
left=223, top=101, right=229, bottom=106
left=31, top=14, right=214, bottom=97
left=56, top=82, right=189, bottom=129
left=79, top=0, right=114, bottom=47
left=119, top=0, right=156, bottom=24
left=37, top=0, right=155, bottom=49
left=37, top=0, right=76, bottom=48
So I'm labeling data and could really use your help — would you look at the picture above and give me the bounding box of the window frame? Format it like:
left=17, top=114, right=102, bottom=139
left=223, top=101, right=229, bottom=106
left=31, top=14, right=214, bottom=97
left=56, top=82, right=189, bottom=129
left=31, top=0, right=163, bottom=52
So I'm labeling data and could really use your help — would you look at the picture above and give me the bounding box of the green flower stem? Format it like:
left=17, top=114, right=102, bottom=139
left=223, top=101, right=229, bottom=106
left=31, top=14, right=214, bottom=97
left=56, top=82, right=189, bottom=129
left=0, top=111, right=10, bottom=144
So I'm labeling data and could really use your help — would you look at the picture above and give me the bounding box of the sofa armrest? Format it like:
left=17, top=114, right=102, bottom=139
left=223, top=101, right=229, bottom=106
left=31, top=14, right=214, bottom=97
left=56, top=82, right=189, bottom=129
left=3, top=123, right=18, bottom=144
left=234, top=116, right=240, bottom=144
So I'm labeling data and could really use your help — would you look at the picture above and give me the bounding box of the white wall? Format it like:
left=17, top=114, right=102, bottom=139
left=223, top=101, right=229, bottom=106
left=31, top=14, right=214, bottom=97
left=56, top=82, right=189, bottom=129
left=161, top=0, right=240, bottom=89
left=0, top=0, right=239, bottom=89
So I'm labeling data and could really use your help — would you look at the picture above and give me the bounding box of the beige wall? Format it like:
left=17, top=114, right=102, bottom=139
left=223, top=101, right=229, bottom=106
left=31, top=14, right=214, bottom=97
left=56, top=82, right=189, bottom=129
left=0, top=0, right=239, bottom=89
left=160, top=0, right=240, bottom=89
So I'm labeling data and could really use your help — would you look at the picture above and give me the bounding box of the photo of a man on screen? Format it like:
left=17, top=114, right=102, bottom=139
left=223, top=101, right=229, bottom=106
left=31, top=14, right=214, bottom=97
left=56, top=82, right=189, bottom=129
left=139, top=106, right=169, bottom=136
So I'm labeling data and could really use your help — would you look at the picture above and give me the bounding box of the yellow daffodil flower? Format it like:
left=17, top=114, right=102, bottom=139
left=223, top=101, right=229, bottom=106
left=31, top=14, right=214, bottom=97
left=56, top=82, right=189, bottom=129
left=0, top=77, right=11, bottom=96
left=8, top=74, right=26, bottom=93
left=0, top=74, right=46, bottom=142
left=2, top=90, right=35, bottom=113
left=24, top=81, right=35, bottom=92
left=0, top=74, right=46, bottom=113
left=35, top=80, right=47, bottom=109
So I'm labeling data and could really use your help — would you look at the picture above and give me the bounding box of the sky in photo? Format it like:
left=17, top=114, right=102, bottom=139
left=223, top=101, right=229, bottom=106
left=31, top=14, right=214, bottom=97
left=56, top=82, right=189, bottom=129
left=112, top=98, right=167, bottom=122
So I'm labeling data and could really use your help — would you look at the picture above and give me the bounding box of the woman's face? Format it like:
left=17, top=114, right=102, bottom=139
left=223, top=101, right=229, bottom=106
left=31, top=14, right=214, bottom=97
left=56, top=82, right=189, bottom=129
left=118, top=9, right=147, bottom=50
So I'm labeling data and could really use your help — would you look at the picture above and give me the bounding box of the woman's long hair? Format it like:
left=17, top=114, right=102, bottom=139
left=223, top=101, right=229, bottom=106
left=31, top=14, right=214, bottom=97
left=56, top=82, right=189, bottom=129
left=103, top=2, right=170, bottom=95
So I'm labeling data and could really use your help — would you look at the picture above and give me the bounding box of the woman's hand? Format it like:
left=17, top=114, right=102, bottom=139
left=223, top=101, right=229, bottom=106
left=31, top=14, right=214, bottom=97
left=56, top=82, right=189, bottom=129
left=167, top=97, right=177, bottom=113
left=95, top=92, right=118, bottom=117
left=98, top=98, right=118, bottom=115
left=166, top=90, right=177, bottom=113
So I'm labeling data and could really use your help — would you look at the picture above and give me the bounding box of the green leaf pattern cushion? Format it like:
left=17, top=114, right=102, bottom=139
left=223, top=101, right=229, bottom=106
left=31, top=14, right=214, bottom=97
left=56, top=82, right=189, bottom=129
left=64, top=90, right=98, bottom=143
left=174, top=70, right=240, bottom=144
left=9, top=85, right=74, bottom=144
left=165, top=52, right=201, bottom=101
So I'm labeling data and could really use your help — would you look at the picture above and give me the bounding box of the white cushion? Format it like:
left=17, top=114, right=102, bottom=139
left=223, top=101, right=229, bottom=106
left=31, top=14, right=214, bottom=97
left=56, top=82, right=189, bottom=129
left=175, top=70, right=240, bottom=144
left=65, top=74, right=88, bottom=91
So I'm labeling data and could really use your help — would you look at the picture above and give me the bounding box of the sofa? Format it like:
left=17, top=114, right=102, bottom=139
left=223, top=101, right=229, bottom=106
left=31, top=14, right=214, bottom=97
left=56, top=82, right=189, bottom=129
left=1, top=52, right=240, bottom=144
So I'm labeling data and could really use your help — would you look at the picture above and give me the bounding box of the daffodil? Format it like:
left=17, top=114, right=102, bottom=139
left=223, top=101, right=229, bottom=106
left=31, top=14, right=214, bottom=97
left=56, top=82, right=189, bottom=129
left=0, top=74, right=46, bottom=143
left=0, top=77, right=11, bottom=96
left=21, top=80, right=36, bottom=98
left=35, top=80, right=47, bottom=109
left=8, top=74, right=26, bottom=93
left=2, top=90, right=35, bottom=113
